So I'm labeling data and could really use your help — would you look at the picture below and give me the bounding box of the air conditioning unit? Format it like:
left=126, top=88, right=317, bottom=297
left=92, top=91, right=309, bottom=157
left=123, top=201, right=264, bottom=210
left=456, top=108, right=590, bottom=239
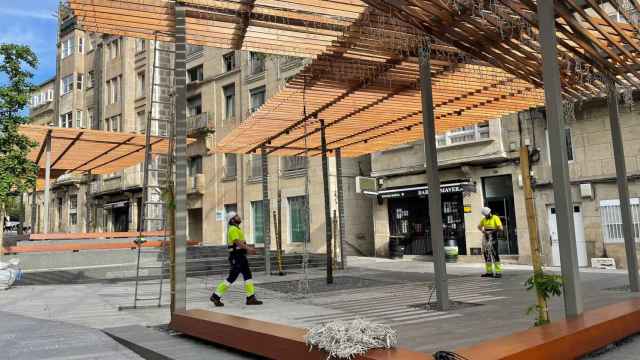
left=355, top=176, right=377, bottom=194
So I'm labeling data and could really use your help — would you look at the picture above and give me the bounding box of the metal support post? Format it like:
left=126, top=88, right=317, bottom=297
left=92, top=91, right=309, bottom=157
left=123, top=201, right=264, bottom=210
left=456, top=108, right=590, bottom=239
left=537, top=0, right=583, bottom=317
left=30, top=188, right=37, bottom=233
left=607, top=80, right=640, bottom=292
left=336, top=148, right=347, bottom=269
left=43, top=133, right=52, bottom=234
left=320, top=120, right=334, bottom=284
left=173, top=5, right=188, bottom=313
left=419, top=45, right=449, bottom=311
left=261, top=145, right=271, bottom=276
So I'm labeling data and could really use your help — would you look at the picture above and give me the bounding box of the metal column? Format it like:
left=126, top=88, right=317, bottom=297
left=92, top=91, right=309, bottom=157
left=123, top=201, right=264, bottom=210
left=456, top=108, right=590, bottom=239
left=537, top=0, right=583, bottom=317
left=335, top=148, right=347, bottom=269
left=261, top=145, right=271, bottom=276
left=173, top=5, right=188, bottom=313
left=419, top=45, right=448, bottom=310
left=320, top=120, right=334, bottom=284
left=607, top=80, right=640, bottom=292
left=43, top=133, right=52, bottom=234
left=30, top=188, right=37, bottom=233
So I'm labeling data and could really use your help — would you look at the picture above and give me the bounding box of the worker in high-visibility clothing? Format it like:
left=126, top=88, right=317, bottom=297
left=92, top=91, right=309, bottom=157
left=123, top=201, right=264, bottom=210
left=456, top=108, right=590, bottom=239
left=478, top=207, right=504, bottom=278
left=210, top=212, right=263, bottom=306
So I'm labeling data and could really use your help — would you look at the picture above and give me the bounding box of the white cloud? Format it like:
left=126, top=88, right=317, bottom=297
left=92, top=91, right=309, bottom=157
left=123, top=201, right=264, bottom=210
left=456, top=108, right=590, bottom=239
left=0, top=8, right=56, bottom=21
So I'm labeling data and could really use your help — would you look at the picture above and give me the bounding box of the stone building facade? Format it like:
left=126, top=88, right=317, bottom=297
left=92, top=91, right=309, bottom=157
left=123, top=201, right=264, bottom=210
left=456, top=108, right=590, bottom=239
left=24, top=14, right=374, bottom=255
left=370, top=98, right=640, bottom=269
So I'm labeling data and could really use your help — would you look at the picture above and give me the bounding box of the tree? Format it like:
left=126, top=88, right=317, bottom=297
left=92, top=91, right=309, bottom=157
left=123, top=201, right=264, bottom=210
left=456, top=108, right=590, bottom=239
left=0, top=44, right=39, bottom=235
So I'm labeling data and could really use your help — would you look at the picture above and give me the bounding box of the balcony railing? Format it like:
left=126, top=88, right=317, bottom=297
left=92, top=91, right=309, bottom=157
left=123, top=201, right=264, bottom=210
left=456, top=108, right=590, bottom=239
left=188, top=174, right=205, bottom=194
left=187, top=112, right=210, bottom=134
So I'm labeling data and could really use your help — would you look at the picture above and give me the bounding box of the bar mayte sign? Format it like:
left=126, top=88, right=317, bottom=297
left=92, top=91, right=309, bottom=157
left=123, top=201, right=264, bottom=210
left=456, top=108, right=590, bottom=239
left=372, top=182, right=475, bottom=199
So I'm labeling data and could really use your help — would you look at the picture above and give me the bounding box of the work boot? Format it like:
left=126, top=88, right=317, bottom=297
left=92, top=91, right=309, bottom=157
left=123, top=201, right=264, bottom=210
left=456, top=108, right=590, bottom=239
left=494, top=273, right=502, bottom=279
left=210, top=293, right=224, bottom=307
left=246, top=295, right=263, bottom=305
left=481, top=273, right=493, bottom=278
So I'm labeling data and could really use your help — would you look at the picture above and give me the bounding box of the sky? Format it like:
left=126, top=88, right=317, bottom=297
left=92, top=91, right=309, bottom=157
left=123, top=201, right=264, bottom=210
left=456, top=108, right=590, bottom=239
left=0, top=0, right=60, bottom=86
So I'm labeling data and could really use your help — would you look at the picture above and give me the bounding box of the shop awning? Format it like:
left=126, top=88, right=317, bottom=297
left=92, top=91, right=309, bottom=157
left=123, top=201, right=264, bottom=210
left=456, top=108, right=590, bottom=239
left=365, top=181, right=475, bottom=199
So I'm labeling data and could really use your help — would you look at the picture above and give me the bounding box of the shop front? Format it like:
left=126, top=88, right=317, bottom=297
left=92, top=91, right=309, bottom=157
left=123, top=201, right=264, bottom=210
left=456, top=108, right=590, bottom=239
left=376, top=181, right=474, bottom=256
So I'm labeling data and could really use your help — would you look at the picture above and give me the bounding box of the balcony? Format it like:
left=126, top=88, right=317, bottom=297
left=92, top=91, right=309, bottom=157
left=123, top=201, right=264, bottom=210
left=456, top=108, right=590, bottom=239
left=90, top=167, right=145, bottom=195
left=54, top=173, right=84, bottom=186
left=188, top=174, right=205, bottom=194
left=187, top=112, right=211, bottom=135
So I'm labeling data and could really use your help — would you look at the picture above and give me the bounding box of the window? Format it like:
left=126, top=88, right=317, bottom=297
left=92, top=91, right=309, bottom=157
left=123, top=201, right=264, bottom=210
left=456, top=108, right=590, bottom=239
left=289, top=196, right=308, bottom=243
left=436, top=121, right=491, bottom=147
left=105, top=115, right=120, bottom=132
left=223, top=52, right=236, bottom=72
left=61, top=74, right=74, bottom=95
left=135, top=38, right=146, bottom=53
left=136, top=71, right=145, bottom=98
left=223, top=84, right=235, bottom=120
left=251, top=201, right=265, bottom=245
left=224, top=153, right=237, bottom=178
left=59, top=112, right=73, bottom=128
left=250, top=154, right=263, bottom=178
left=76, top=110, right=83, bottom=128
left=76, top=73, right=83, bottom=91
left=189, top=156, right=203, bottom=176
left=565, top=128, right=574, bottom=161
left=136, top=110, right=146, bottom=133
left=107, top=76, right=120, bottom=104
left=249, top=86, right=266, bottom=113
left=87, top=71, right=95, bottom=88
left=86, top=110, right=94, bottom=129
left=600, top=199, right=640, bottom=243
left=69, top=195, right=78, bottom=226
left=61, top=37, right=74, bottom=59
left=249, top=52, right=265, bottom=74
left=282, top=156, right=307, bottom=172
left=108, top=39, right=120, bottom=59
left=545, top=127, right=575, bottom=162
left=47, top=89, right=53, bottom=101
left=187, top=64, right=203, bottom=83
left=78, top=37, right=84, bottom=54
left=187, top=94, right=202, bottom=116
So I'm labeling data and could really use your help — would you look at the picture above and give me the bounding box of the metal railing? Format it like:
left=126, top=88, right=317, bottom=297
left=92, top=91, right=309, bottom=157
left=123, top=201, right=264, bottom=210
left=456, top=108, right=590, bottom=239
left=187, top=112, right=209, bottom=133
left=188, top=174, right=205, bottom=194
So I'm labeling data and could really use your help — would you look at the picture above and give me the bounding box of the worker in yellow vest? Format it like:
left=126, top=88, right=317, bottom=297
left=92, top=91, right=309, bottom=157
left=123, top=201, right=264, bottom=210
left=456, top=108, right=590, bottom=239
left=478, top=207, right=504, bottom=278
left=210, top=212, right=263, bottom=306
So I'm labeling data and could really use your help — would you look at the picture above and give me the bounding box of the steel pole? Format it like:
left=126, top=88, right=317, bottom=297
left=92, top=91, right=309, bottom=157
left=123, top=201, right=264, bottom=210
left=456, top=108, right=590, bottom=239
left=335, top=148, right=347, bottom=269
left=320, top=120, right=334, bottom=284
left=261, top=145, right=271, bottom=276
left=607, top=80, right=640, bottom=292
left=43, top=133, right=51, bottom=234
left=537, top=0, right=583, bottom=317
left=419, top=45, right=449, bottom=311
left=173, top=5, right=188, bottom=313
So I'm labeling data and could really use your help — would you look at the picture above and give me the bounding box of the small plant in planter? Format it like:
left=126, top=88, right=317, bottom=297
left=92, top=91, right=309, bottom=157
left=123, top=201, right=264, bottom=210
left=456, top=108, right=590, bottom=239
left=524, top=270, right=563, bottom=326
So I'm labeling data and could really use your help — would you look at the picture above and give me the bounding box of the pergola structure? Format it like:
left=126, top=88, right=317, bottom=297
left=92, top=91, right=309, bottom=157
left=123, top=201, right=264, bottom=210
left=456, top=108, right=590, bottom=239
left=21, top=125, right=174, bottom=233
left=68, top=0, right=640, bottom=318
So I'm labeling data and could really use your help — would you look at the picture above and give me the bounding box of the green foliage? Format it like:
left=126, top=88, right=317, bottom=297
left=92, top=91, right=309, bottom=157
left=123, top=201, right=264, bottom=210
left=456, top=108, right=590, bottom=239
left=524, top=271, right=563, bottom=326
left=0, top=44, right=39, bottom=207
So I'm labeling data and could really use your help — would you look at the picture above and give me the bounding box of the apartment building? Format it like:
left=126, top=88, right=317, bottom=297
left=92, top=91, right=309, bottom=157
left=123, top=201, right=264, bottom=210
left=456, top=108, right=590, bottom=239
left=28, top=77, right=56, bottom=126
left=25, top=13, right=373, bottom=255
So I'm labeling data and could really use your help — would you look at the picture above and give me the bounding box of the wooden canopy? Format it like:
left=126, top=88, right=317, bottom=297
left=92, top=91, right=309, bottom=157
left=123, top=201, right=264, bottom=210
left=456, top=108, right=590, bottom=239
left=21, top=125, right=172, bottom=175
left=67, top=0, right=367, bottom=58
left=68, top=1, right=640, bottom=157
